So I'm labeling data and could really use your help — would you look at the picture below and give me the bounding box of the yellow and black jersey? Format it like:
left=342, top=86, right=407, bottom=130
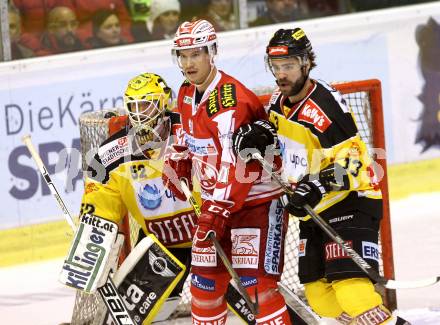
left=267, top=80, right=382, bottom=215
left=81, top=115, right=198, bottom=248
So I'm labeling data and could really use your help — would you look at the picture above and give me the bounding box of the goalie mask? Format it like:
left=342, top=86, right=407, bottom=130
left=124, top=73, right=172, bottom=156
left=265, top=28, right=316, bottom=75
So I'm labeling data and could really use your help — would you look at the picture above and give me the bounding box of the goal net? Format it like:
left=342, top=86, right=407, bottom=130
left=70, top=79, right=396, bottom=324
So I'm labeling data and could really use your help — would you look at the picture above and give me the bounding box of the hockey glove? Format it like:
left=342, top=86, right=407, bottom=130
left=284, top=179, right=327, bottom=217
left=193, top=201, right=232, bottom=248
left=162, top=144, right=192, bottom=201
left=232, top=119, right=279, bottom=163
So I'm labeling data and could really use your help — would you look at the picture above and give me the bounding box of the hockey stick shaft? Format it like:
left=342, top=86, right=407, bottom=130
left=22, top=135, right=76, bottom=230
left=253, top=152, right=440, bottom=290
left=179, top=181, right=259, bottom=316
left=22, top=134, right=136, bottom=325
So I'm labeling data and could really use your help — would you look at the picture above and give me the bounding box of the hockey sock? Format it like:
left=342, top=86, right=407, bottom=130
left=252, top=277, right=292, bottom=325
left=254, top=293, right=292, bottom=325
left=190, top=272, right=229, bottom=325
left=191, top=302, right=228, bottom=325
left=332, top=278, right=382, bottom=317
left=304, top=278, right=344, bottom=318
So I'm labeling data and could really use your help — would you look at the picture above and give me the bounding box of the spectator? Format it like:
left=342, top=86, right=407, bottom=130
left=37, top=6, right=83, bottom=56
left=9, top=6, right=35, bottom=59
left=179, top=0, right=208, bottom=21
left=250, top=0, right=309, bottom=27
left=72, top=0, right=133, bottom=43
left=127, top=0, right=152, bottom=42
left=126, top=0, right=152, bottom=23
left=148, top=0, right=181, bottom=40
left=11, top=0, right=74, bottom=36
left=306, top=0, right=348, bottom=17
left=202, top=0, right=238, bottom=31
left=86, top=10, right=127, bottom=48
left=131, top=0, right=180, bottom=42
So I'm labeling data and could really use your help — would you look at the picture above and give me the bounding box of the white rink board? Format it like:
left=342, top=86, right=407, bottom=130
left=1, top=3, right=440, bottom=227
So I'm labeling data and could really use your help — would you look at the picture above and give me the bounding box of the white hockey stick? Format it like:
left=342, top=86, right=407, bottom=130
left=253, top=152, right=440, bottom=290
left=179, top=180, right=259, bottom=316
left=22, top=135, right=136, bottom=325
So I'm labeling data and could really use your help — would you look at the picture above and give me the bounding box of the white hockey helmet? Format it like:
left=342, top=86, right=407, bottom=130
left=171, top=19, right=217, bottom=64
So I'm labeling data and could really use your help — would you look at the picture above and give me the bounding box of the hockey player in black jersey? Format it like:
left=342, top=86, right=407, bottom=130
left=232, top=28, right=410, bottom=325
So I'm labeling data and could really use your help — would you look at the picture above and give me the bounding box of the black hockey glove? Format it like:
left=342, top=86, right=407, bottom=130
left=284, top=179, right=326, bottom=217
left=283, top=164, right=349, bottom=217
left=232, top=119, right=279, bottom=163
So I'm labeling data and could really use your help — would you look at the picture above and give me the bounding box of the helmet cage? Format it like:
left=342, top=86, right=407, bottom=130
left=124, top=93, right=170, bottom=150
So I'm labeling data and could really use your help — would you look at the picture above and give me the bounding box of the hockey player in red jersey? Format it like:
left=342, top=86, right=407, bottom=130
left=232, top=28, right=410, bottom=325
left=164, top=19, right=293, bottom=324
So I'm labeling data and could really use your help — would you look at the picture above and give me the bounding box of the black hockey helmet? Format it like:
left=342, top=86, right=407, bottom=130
left=266, top=28, right=312, bottom=58
left=265, top=27, right=316, bottom=74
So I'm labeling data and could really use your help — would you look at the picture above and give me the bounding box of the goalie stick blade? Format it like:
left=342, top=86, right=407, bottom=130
left=384, top=276, right=440, bottom=290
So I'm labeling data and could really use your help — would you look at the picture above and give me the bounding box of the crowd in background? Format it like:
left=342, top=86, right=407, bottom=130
left=7, top=0, right=434, bottom=60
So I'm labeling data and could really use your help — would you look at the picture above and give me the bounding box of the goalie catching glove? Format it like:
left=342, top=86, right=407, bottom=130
left=193, top=200, right=233, bottom=248
left=232, top=119, right=279, bottom=163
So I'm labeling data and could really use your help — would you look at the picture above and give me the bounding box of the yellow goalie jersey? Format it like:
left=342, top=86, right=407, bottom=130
left=81, top=125, right=197, bottom=248
left=267, top=80, right=382, bottom=215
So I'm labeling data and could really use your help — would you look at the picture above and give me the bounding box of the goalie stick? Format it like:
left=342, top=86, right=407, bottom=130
left=179, top=180, right=259, bottom=316
left=252, top=152, right=440, bottom=290
left=22, top=135, right=136, bottom=325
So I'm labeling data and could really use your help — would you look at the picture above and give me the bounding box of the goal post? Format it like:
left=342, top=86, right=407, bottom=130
left=71, top=79, right=396, bottom=324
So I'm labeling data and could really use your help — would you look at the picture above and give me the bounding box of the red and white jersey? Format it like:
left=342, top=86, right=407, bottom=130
left=176, top=70, right=282, bottom=212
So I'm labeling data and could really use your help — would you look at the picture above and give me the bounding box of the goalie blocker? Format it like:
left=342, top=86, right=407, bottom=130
left=98, top=234, right=186, bottom=325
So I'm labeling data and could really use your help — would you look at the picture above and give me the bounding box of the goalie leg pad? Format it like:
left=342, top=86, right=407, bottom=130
left=59, top=214, right=119, bottom=293
left=304, top=278, right=344, bottom=318
left=102, top=234, right=186, bottom=325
